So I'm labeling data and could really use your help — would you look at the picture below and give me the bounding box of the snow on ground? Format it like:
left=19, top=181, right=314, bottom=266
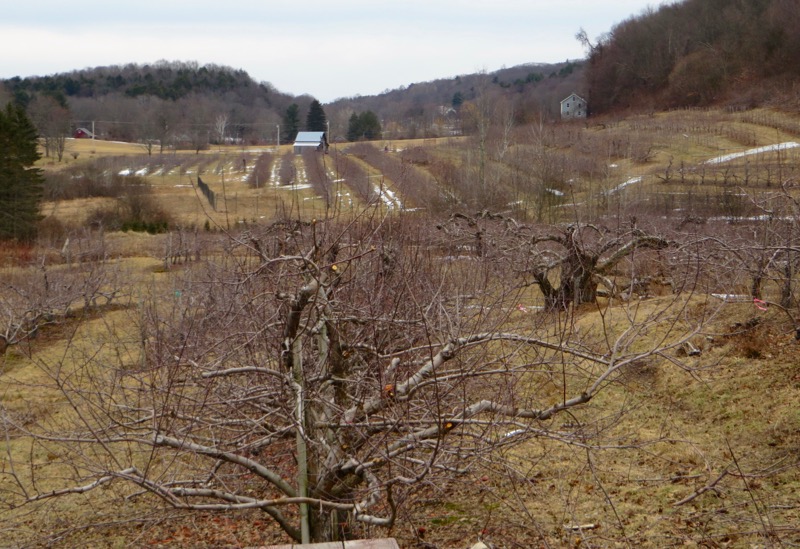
left=704, top=141, right=800, bottom=165
left=711, top=293, right=752, bottom=302
left=295, top=162, right=308, bottom=187
left=269, top=158, right=282, bottom=186
left=336, top=189, right=354, bottom=208
left=606, top=176, right=642, bottom=195
left=374, top=184, right=403, bottom=209
left=708, top=214, right=793, bottom=222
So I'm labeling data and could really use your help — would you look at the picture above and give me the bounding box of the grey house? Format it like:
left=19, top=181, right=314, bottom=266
left=560, top=93, right=587, bottom=119
left=293, top=131, right=328, bottom=154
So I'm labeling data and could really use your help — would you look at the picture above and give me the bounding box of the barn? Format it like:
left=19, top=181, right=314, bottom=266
left=73, top=127, right=95, bottom=139
left=293, top=131, right=328, bottom=154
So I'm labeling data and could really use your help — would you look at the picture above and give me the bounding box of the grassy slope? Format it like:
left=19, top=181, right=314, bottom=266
left=2, top=110, right=800, bottom=546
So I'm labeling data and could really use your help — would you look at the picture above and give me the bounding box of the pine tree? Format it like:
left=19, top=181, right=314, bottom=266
left=346, top=111, right=382, bottom=142
left=305, top=99, right=327, bottom=132
left=358, top=111, right=382, bottom=140
left=0, top=103, right=44, bottom=241
left=346, top=113, right=361, bottom=142
left=282, top=104, right=301, bottom=143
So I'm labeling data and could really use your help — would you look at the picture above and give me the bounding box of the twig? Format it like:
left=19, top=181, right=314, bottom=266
left=674, top=469, right=729, bottom=506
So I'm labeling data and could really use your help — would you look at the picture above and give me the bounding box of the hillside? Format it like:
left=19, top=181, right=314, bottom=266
left=3, top=0, right=800, bottom=149
left=324, top=60, right=585, bottom=137
left=2, top=61, right=314, bottom=146
left=1, top=58, right=585, bottom=148
left=2, top=1, right=800, bottom=544
left=583, top=0, right=800, bottom=113
left=2, top=104, right=800, bottom=546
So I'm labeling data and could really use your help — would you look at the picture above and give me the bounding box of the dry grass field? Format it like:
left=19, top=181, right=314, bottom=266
left=2, top=108, right=800, bottom=547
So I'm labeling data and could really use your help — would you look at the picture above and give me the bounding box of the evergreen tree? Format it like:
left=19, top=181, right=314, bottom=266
left=358, top=111, right=382, bottom=140
left=346, top=111, right=382, bottom=142
left=282, top=103, right=301, bottom=143
left=0, top=102, right=44, bottom=241
left=346, top=112, right=361, bottom=142
left=305, top=99, right=327, bottom=132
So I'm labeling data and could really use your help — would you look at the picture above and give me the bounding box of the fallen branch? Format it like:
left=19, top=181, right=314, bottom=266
left=674, top=469, right=729, bottom=506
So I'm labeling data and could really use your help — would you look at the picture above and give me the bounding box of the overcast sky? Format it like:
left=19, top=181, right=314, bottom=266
left=2, top=0, right=662, bottom=103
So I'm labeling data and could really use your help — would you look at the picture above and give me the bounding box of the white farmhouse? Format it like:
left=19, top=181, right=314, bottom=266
left=560, top=93, right=587, bottom=119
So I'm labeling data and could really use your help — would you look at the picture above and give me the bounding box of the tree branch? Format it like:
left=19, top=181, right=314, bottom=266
left=153, top=435, right=297, bottom=497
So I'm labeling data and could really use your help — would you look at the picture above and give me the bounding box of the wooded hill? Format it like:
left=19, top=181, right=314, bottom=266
left=1, top=61, right=310, bottom=146
left=4, top=0, right=800, bottom=146
left=584, top=0, right=800, bottom=112
left=4, top=61, right=268, bottom=102
left=0, top=59, right=584, bottom=146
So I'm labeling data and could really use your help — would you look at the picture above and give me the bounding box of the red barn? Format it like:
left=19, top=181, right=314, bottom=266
left=73, top=128, right=95, bottom=139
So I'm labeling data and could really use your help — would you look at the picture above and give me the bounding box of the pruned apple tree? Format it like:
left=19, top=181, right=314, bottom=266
left=3, top=216, right=712, bottom=544
left=439, top=212, right=673, bottom=310
left=0, top=245, right=124, bottom=354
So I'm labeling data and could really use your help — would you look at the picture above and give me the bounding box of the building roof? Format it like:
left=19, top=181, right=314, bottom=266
left=294, top=131, right=326, bottom=144
left=561, top=93, right=586, bottom=105
left=73, top=127, right=95, bottom=137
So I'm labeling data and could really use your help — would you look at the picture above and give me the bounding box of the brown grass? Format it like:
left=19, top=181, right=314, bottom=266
left=4, top=110, right=800, bottom=546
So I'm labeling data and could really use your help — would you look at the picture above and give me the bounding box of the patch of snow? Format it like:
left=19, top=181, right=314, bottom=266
left=503, top=429, right=525, bottom=439
left=336, top=190, right=354, bottom=208
left=606, top=176, right=642, bottom=195
left=369, top=179, right=403, bottom=210
left=376, top=185, right=403, bottom=209
left=295, top=163, right=308, bottom=186
left=118, top=168, right=132, bottom=176
left=707, top=214, right=791, bottom=223
left=267, top=158, right=281, bottom=186
left=705, top=141, right=800, bottom=165
left=711, top=293, right=752, bottom=302
left=135, top=167, right=149, bottom=176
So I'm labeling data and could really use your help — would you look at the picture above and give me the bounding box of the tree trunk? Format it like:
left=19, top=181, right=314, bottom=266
left=540, top=252, right=598, bottom=310
left=780, top=249, right=794, bottom=308
left=309, top=505, right=352, bottom=542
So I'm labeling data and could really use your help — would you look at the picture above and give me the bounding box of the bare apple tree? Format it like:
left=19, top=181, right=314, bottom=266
left=439, top=212, right=672, bottom=310
left=3, top=215, right=713, bottom=544
left=0, top=242, right=123, bottom=354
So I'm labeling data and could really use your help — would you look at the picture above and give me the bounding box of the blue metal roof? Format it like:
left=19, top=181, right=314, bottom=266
left=294, top=131, right=325, bottom=144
